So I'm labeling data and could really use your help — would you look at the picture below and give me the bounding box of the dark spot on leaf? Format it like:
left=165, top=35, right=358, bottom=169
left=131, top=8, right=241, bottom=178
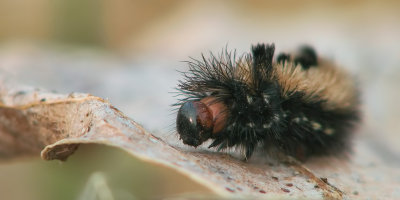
left=225, top=187, right=235, bottom=192
left=272, top=176, right=279, bottom=181
left=281, top=188, right=290, bottom=193
left=286, top=183, right=293, bottom=187
left=259, top=190, right=266, bottom=194
left=40, top=98, right=46, bottom=102
left=320, top=177, right=328, bottom=183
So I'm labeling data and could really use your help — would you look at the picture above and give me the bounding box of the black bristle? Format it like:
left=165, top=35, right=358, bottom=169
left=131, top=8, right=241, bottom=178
left=251, top=44, right=275, bottom=88
left=294, top=45, right=318, bottom=69
left=276, top=53, right=291, bottom=65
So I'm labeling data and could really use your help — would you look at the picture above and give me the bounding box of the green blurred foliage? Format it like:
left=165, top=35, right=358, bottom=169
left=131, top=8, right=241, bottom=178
left=0, top=145, right=210, bottom=200
left=0, top=0, right=181, bottom=49
left=51, top=0, right=103, bottom=46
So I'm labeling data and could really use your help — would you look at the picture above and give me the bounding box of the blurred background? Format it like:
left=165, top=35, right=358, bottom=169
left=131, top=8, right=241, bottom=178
left=0, top=0, right=399, bottom=199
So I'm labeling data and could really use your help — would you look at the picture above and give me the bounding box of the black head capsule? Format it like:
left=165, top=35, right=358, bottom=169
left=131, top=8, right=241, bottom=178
left=176, top=101, right=213, bottom=147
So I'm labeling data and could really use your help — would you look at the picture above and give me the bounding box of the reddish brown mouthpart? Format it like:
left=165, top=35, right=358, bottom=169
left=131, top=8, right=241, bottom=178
left=200, top=97, right=229, bottom=134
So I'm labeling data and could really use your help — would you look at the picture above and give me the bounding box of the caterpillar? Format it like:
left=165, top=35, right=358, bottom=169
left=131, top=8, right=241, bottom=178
left=174, top=43, right=360, bottom=161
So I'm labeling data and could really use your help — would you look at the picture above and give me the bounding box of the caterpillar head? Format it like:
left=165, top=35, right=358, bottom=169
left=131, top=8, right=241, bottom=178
left=176, top=97, right=228, bottom=147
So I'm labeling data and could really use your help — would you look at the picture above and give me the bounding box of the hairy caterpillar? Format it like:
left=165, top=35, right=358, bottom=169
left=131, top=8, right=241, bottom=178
left=174, top=43, right=360, bottom=161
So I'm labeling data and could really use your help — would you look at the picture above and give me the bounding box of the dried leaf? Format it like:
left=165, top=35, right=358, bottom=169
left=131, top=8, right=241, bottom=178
left=0, top=83, right=398, bottom=199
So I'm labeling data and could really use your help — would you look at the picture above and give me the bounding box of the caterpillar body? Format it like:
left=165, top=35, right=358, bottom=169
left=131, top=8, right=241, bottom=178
left=175, top=43, right=360, bottom=161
